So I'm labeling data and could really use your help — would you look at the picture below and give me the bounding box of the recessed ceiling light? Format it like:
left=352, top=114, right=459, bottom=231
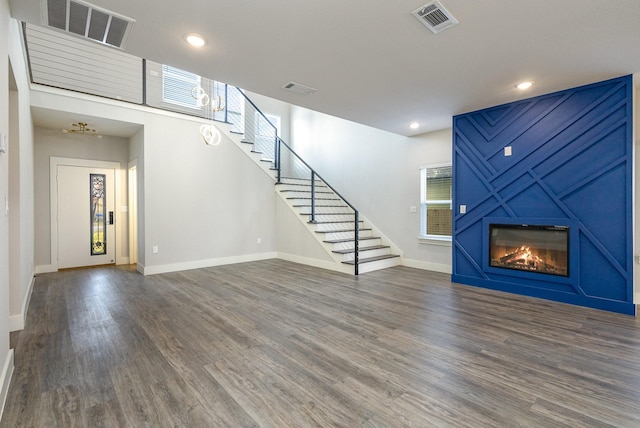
left=184, top=33, right=207, bottom=47
left=516, top=81, right=535, bottom=90
left=410, top=122, right=420, bottom=130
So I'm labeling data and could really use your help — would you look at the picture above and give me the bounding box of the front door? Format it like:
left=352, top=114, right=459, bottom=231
left=57, top=165, right=116, bottom=269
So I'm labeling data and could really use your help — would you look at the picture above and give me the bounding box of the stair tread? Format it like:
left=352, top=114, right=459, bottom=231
left=279, top=190, right=334, bottom=194
left=315, top=228, right=372, bottom=234
left=295, top=206, right=348, bottom=209
left=342, top=254, right=401, bottom=265
left=301, top=212, right=354, bottom=216
left=276, top=183, right=329, bottom=188
left=280, top=177, right=324, bottom=181
left=313, top=220, right=363, bottom=224
left=289, top=197, right=342, bottom=201
left=333, top=245, right=390, bottom=254
left=324, top=236, right=380, bottom=244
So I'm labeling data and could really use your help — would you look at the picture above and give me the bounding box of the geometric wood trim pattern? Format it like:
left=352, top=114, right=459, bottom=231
left=452, top=75, right=635, bottom=315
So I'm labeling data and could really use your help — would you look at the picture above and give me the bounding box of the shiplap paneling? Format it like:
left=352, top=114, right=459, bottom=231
left=25, top=23, right=142, bottom=103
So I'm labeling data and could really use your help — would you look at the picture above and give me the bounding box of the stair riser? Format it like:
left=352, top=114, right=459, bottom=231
left=278, top=183, right=328, bottom=191
left=315, top=222, right=364, bottom=232
left=357, top=257, right=402, bottom=274
left=331, top=239, right=382, bottom=251
left=320, top=230, right=373, bottom=241
left=289, top=198, right=343, bottom=206
left=280, top=191, right=336, bottom=198
left=299, top=207, right=351, bottom=215
left=341, top=248, right=392, bottom=262
left=306, top=214, right=356, bottom=222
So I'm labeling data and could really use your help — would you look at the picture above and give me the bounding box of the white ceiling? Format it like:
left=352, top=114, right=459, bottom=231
left=10, top=0, right=640, bottom=136
left=31, top=107, right=143, bottom=138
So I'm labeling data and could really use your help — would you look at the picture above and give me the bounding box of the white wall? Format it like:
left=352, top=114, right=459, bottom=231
left=7, top=19, right=35, bottom=332
left=129, top=127, right=145, bottom=270
left=30, top=87, right=278, bottom=275
left=33, top=128, right=130, bottom=270
left=0, top=0, right=15, bottom=417
left=141, top=112, right=277, bottom=274
left=290, top=106, right=453, bottom=273
left=275, top=195, right=336, bottom=269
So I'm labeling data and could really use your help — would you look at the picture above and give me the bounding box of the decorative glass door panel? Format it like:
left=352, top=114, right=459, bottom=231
left=90, top=173, right=107, bottom=255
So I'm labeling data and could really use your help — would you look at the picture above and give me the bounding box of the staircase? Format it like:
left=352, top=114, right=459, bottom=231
left=276, top=177, right=401, bottom=274
left=221, top=88, right=402, bottom=275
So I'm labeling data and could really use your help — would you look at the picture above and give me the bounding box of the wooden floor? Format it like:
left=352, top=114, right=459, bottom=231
left=1, top=260, right=640, bottom=427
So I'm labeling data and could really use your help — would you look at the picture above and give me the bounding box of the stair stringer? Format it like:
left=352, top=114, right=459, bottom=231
left=275, top=194, right=355, bottom=274
left=212, top=121, right=278, bottom=181
left=276, top=188, right=403, bottom=274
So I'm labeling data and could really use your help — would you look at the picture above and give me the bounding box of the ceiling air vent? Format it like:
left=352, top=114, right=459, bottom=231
left=42, top=0, right=135, bottom=49
left=412, top=1, right=458, bottom=34
left=281, top=81, right=317, bottom=96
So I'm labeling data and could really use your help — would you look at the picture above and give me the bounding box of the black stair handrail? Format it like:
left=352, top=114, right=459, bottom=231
left=230, top=87, right=360, bottom=275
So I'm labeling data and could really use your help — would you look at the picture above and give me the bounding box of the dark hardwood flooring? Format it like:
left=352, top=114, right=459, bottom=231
left=1, top=259, right=640, bottom=427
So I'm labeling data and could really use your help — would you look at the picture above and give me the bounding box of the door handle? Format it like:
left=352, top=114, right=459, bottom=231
left=109, top=211, right=114, bottom=225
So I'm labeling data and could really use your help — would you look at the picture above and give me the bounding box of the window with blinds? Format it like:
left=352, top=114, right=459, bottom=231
left=420, top=164, right=452, bottom=239
left=162, top=65, right=201, bottom=109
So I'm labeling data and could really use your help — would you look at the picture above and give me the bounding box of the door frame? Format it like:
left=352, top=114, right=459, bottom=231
left=50, top=157, right=123, bottom=271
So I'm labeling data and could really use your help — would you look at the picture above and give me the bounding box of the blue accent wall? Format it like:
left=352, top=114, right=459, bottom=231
left=452, top=76, right=635, bottom=315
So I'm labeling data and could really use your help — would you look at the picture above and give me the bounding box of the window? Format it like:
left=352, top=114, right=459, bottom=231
left=227, top=86, right=245, bottom=133
left=420, top=164, right=452, bottom=240
left=256, top=113, right=280, bottom=142
left=162, top=65, right=201, bottom=108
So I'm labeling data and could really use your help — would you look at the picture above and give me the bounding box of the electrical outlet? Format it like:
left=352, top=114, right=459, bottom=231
left=409, top=206, right=417, bottom=213
left=257, top=238, right=262, bottom=244
left=460, top=204, right=467, bottom=214
left=504, top=146, right=512, bottom=156
left=152, top=245, right=158, bottom=254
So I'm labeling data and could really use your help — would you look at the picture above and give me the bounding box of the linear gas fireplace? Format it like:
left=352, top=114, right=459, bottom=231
left=489, top=223, right=569, bottom=277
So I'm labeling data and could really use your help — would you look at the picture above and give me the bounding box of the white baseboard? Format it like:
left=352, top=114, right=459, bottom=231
left=635, top=292, right=639, bottom=305
left=276, top=252, right=349, bottom=274
left=402, top=258, right=452, bottom=274
left=35, top=264, right=57, bottom=274
left=142, top=252, right=279, bottom=275
left=9, top=274, right=36, bottom=332
left=0, top=350, right=15, bottom=423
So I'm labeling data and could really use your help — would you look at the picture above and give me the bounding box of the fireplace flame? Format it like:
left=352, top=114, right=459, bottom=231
left=495, top=244, right=565, bottom=274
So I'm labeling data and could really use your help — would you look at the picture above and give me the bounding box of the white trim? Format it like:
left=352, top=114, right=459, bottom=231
left=277, top=252, right=352, bottom=274
left=35, top=264, right=57, bottom=274
left=50, top=157, right=122, bottom=271
left=9, top=274, right=35, bottom=332
left=418, top=237, right=452, bottom=246
left=418, top=161, right=452, bottom=170
left=142, top=252, right=278, bottom=275
left=402, top=258, right=452, bottom=274
left=0, top=350, right=15, bottom=422
left=128, top=160, right=138, bottom=266
left=635, top=292, right=639, bottom=304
